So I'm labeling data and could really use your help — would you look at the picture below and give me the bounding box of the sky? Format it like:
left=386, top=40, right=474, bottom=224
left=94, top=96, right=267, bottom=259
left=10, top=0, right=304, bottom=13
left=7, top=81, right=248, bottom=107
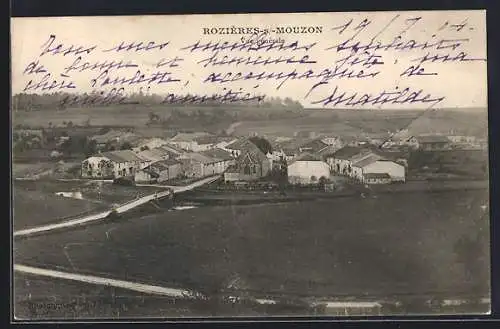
left=11, top=10, right=487, bottom=110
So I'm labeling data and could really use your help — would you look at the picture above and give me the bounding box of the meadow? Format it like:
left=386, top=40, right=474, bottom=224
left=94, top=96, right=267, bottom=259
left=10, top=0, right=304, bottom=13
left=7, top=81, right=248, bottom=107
left=13, top=180, right=165, bottom=230
left=14, top=189, right=490, bottom=302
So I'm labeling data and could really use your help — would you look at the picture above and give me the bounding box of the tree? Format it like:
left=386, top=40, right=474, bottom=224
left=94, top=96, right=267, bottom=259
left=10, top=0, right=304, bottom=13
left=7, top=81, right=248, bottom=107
left=84, top=139, right=98, bottom=156
left=249, top=136, right=272, bottom=154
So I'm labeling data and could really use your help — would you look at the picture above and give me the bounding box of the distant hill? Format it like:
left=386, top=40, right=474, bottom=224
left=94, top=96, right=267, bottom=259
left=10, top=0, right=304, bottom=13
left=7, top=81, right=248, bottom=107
left=405, top=109, right=488, bottom=138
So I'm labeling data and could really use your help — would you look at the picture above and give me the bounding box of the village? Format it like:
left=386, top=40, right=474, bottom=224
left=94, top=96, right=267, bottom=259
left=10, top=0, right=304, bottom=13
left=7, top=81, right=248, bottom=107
left=12, top=121, right=491, bottom=317
left=13, top=124, right=488, bottom=193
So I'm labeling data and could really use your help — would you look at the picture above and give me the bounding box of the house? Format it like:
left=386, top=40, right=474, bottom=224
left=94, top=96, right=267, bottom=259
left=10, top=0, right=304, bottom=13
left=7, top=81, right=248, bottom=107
left=326, top=146, right=374, bottom=175
left=325, top=146, right=405, bottom=183
left=81, top=150, right=149, bottom=179
left=413, top=135, right=451, bottom=151
left=133, top=137, right=168, bottom=151
left=270, top=138, right=310, bottom=162
left=224, top=143, right=271, bottom=182
left=178, top=149, right=234, bottom=178
left=190, top=135, right=234, bottom=152
left=351, top=155, right=405, bottom=184
left=136, top=147, right=172, bottom=163
left=320, top=135, right=344, bottom=149
left=223, top=138, right=255, bottom=158
left=134, top=159, right=182, bottom=183
left=167, top=132, right=212, bottom=151
left=90, top=130, right=141, bottom=149
left=287, top=153, right=330, bottom=185
left=156, top=144, right=185, bottom=157
left=201, top=148, right=235, bottom=170
left=298, top=139, right=330, bottom=154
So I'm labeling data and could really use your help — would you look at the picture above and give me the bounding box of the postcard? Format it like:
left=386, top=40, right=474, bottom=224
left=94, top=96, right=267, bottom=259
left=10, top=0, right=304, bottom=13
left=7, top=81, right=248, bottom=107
left=11, top=10, right=489, bottom=320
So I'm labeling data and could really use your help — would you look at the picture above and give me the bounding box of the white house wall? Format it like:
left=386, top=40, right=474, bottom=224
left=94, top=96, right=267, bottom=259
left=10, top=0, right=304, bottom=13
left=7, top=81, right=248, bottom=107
left=287, top=161, right=330, bottom=184
left=363, top=161, right=405, bottom=181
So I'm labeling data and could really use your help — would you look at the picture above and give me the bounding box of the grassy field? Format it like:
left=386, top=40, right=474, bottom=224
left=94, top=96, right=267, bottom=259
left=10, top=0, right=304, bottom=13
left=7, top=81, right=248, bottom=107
left=14, top=189, right=490, bottom=302
left=14, top=274, right=221, bottom=319
left=13, top=186, right=107, bottom=231
left=13, top=180, right=165, bottom=230
left=408, top=150, right=489, bottom=179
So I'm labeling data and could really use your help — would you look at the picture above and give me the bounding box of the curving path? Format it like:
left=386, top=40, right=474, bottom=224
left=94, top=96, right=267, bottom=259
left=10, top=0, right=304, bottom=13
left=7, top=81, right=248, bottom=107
left=13, top=175, right=221, bottom=238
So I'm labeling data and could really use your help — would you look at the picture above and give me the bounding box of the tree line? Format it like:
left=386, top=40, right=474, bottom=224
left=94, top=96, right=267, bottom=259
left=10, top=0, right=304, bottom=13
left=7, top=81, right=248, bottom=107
left=12, top=92, right=303, bottom=111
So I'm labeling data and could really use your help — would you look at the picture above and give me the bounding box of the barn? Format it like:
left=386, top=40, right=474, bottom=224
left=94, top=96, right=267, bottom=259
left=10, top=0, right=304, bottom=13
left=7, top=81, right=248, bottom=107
left=287, top=154, right=330, bottom=185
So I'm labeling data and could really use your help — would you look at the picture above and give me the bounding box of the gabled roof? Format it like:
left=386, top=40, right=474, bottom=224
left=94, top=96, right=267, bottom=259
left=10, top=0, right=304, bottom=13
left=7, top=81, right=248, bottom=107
left=316, top=145, right=340, bottom=157
left=178, top=152, right=218, bottom=165
left=274, top=138, right=312, bottom=151
left=237, top=143, right=268, bottom=163
left=225, top=138, right=254, bottom=150
left=169, top=132, right=211, bottom=142
left=298, top=139, right=329, bottom=153
left=288, top=153, right=324, bottom=165
left=194, top=135, right=222, bottom=145
left=146, top=159, right=182, bottom=172
left=157, top=144, right=184, bottom=155
left=100, top=150, right=145, bottom=163
left=331, top=146, right=366, bottom=160
left=136, top=150, right=163, bottom=162
left=201, top=148, right=233, bottom=161
left=352, top=154, right=383, bottom=168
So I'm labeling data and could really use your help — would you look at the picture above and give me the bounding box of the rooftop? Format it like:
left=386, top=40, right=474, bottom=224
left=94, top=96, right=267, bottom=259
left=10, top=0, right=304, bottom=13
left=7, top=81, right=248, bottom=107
left=178, top=152, right=219, bottom=164
left=352, top=154, right=383, bottom=168
left=298, top=139, right=330, bottom=154
left=288, top=153, right=323, bottom=164
left=100, top=150, right=145, bottom=163
left=147, top=159, right=182, bottom=171
left=158, top=144, right=184, bottom=155
left=169, top=132, right=212, bottom=142
left=237, top=143, right=268, bottom=163
left=225, top=138, right=255, bottom=150
left=331, top=146, right=368, bottom=160
left=201, top=148, right=233, bottom=161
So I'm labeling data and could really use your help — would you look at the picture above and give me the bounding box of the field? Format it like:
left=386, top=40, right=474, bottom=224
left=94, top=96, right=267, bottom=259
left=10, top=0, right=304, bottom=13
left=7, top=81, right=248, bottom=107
left=408, top=150, right=489, bottom=179
left=13, top=180, right=166, bottom=230
left=14, top=189, right=490, bottom=302
left=14, top=274, right=221, bottom=319
left=13, top=107, right=488, bottom=139
left=13, top=185, right=107, bottom=231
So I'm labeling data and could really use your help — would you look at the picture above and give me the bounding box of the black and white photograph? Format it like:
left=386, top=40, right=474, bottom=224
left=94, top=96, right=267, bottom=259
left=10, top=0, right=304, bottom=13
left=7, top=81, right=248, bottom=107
left=11, top=10, right=490, bottom=320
